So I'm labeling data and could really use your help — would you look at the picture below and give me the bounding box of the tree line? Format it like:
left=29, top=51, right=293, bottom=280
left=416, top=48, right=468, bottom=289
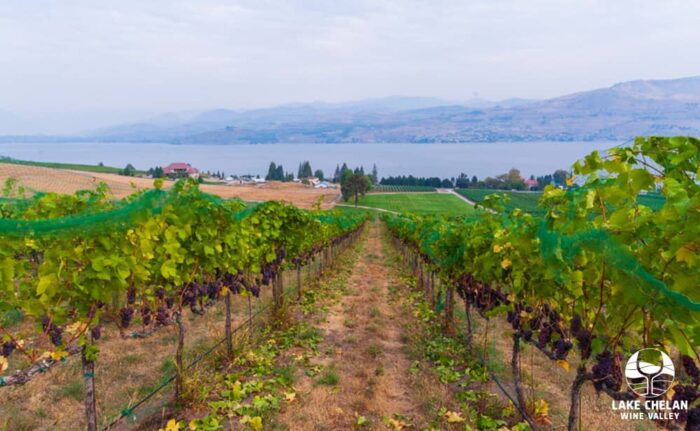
left=380, top=168, right=569, bottom=191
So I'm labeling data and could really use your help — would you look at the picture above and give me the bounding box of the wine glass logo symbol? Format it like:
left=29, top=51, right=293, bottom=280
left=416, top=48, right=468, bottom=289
left=624, top=348, right=675, bottom=397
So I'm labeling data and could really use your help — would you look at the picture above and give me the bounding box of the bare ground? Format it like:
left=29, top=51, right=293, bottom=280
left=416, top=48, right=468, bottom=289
left=278, top=223, right=441, bottom=430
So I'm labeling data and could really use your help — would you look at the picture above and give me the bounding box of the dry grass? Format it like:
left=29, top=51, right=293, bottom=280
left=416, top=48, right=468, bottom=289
left=0, top=162, right=340, bottom=209
left=464, top=315, right=656, bottom=431
left=278, top=223, right=439, bottom=431
left=0, top=270, right=311, bottom=431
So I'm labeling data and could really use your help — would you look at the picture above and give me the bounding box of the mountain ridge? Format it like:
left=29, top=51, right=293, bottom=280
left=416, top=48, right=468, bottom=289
left=2, top=76, right=700, bottom=143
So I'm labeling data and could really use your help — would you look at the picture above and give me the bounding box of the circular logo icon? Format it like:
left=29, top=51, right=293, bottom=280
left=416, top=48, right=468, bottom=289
left=625, top=348, right=675, bottom=397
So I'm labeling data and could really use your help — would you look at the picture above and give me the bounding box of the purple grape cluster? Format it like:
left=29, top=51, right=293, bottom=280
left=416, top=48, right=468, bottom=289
left=41, top=316, right=63, bottom=346
left=682, top=355, right=700, bottom=385
left=672, top=384, right=699, bottom=423
left=119, top=307, right=134, bottom=329
left=1, top=340, right=16, bottom=357
left=592, top=350, right=622, bottom=392
left=90, top=325, right=102, bottom=341
left=570, top=314, right=593, bottom=359
left=141, top=304, right=152, bottom=326
left=686, top=407, right=700, bottom=431
left=156, top=306, right=169, bottom=325
left=127, top=286, right=136, bottom=305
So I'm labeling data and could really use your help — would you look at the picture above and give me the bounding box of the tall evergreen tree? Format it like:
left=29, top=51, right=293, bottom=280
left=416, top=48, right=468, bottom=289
left=266, top=162, right=278, bottom=181
left=333, top=165, right=341, bottom=182
left=297, top=161, right=313, bottom=178
left=370, top=164, right=378, bottom=184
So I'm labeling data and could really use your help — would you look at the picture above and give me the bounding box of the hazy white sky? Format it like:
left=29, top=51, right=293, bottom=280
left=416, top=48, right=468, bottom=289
left=2, top=0, right=700, bottom=113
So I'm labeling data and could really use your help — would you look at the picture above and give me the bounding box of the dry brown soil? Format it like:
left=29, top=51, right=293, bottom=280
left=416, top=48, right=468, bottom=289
left=278, top=223, right=449, bottom=431
left=0, top=163, right=340, bottom=209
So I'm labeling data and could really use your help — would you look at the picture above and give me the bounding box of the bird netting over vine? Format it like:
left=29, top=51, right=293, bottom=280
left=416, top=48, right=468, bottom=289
left=0, top=183, right=257, bottom=238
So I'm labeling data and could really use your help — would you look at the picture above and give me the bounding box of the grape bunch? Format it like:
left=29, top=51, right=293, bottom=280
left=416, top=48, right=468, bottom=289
left=127, top=286, right=136, bottom=305
left=592, top=350, right=622, bottom=392
left=119, top=307, right=134, bottom=329
left=570, top=314, right=594, bottom=359
left=682, top=355, right=700, bottom=385
left=1, top=340, right=16, bottom=357
left=537, top=326, right=552, bottom=349
left=554, top=338, right=573, bottom=360
left=90, top=325, right=102, bottom=341
left=156, top=306, right=169, bottom=325
left=672, top=384, right=699, bottom=423
left=141, top=304, right=152, bottom=326
left=686, top=407, right=700, bottom=431
left=41, top=316, right=63, bottom=346
left=241, top=278, right=260, bottom=298
left=155, top=288, right=165, bottom=300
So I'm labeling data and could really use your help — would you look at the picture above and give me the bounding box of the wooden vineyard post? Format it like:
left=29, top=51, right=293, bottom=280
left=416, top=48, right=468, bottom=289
left=511, top=333, right=527, bottom=413
left=444, top=283, right=455, bottom=335
left=225, top=291, right=233, bottom=358
left=296, top=263, right=302, bottom=301
left=418, top=261, right=424, bottom=291
left=465, top=300, right=473, bottom=346
left=175, top=312, right=186, bottom=402
left=277, top=272, right=284, bottom=309
left=81, top=339, right=97, bottom=431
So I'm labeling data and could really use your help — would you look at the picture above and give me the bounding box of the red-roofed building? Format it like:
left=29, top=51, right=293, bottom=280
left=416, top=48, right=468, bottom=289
left=524, top=178, right=539, bottom=190
left=163, top=162, right=200, bottom=179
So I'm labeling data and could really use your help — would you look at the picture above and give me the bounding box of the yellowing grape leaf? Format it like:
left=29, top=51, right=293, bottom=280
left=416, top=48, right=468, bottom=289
left=240, top=416, right=262, bottom=431
left=500, top=259, right=512, bottom=270
left=386, top=418, right=407, bottom=430
left=0, top=356, right=8, bottom=372
left=556, top=359, right=570, bottom=372
left=444, top=411, right=465, bottom=423
left=64, top=322, right=84, bottom=335
left=675, top=246, right=696, bottom=264
left=284, top=392, right=297, bottom=403
left=164, top=419, right=180, bottom=431
left=51, top=350, right=69, bottom=361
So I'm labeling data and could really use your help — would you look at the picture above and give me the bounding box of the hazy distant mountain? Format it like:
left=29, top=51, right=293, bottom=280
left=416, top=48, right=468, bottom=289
left=2, top=77, right=700, bottom=143
left=170, top=77, right=700, bottom=143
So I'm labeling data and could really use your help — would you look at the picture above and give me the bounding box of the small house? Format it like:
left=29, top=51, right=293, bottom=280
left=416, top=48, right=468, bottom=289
left=163, top=163, right=200, bottom=179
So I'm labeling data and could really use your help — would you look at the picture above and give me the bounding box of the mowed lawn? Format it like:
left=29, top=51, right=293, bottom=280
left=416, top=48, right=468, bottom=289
left=458, top=188, right=666, bottom=214
left=457, top=189, right=544, bottom=214
left=354, top=192, right=477, bottom=216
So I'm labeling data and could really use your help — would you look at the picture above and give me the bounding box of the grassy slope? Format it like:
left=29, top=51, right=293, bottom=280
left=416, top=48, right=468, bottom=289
left=0, top=158, right=145, bottom=175
left=354, top=192, right=477, bottom=216
left=457, top=189, right=543, bottom=213
left=458, top=189, right=666, bottom=213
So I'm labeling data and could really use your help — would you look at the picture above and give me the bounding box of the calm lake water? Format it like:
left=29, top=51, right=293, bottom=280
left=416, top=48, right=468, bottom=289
left=0, top=141, right=619, bottom=178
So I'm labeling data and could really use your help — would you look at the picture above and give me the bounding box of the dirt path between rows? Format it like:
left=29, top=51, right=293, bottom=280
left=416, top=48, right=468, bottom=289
left=278, top=223, right=423, bottom=430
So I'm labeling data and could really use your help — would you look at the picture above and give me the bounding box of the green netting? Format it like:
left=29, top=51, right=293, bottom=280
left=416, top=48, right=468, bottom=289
left=0, top=181, right=364, bottom=241
left=0, top=189, right=169, bottom=237
left=537, top=222, right=700, bottom=312
left=382, top=207, right=700, bottom=313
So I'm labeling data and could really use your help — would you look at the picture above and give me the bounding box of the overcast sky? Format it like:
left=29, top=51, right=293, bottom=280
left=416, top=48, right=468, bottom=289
left=2, top=0, right=700, bottom=115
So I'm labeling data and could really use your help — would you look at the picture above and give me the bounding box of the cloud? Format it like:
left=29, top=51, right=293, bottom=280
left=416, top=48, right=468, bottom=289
left=0, top=0, right=699, bottom=113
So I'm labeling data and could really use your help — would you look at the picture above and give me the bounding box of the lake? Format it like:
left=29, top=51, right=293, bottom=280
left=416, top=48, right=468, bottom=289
left=0, top=141, right=619, bottom=178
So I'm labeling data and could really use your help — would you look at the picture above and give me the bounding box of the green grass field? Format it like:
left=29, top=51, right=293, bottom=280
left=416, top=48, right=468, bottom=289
left=371, top=185, right=436, bottom=192
left=458, top=188, right=666, bottom=213
left=0, top=157, right=145, bottom=175
left=348, top=192, right=477, bottom=216
left=457, top=189, right=544, bottom=214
